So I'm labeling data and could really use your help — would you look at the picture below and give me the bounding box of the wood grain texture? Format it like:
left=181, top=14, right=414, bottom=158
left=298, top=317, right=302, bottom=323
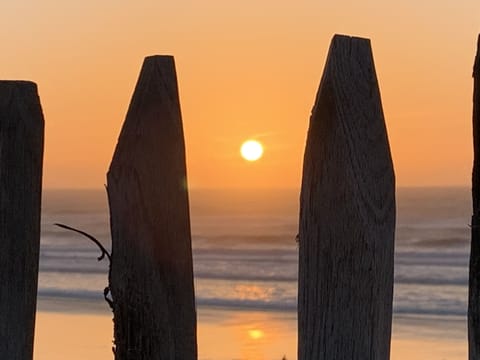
left=0, top=81, right=44, bottom=360
left=107, top=56, right=197, bottom=360
left=298, top=35, right=395, bottom=360
left=469, top=34, right=480, bottom=360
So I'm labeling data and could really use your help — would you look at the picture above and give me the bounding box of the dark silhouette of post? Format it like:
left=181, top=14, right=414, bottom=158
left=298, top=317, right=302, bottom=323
left=298, top=35, right=395, bottom=360
left=0, top=81, right=44, bottom=359
left=469, top=34, right=480, bottom=360
left=107, top=56, right=197, bottom=360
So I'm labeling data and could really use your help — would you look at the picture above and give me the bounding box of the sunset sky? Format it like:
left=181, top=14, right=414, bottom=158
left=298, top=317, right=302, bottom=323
left=1, top=0, right=479, bottom=189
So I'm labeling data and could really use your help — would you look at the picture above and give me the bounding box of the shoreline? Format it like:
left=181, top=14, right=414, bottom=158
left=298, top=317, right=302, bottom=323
left=34, top=302, right=467, bottom=360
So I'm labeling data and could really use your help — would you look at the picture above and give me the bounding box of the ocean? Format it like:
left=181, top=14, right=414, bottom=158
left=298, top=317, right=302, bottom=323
left=38, top=187, right=471, bottom=344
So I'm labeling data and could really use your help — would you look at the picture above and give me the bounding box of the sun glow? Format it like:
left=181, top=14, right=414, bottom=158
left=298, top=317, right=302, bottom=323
left=248, top=329, right=264, bottom=340
left=240, top=140, right=263, bottom=161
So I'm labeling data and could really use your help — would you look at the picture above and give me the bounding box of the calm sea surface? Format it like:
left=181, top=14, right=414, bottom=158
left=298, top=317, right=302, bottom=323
left=38, top=187, right=471, bottom=341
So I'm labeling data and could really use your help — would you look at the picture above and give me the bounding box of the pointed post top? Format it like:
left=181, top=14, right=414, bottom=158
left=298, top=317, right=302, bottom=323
left=109, top=54, right=183, bottom=176
left=139, top=55, right=176, bottom=79
left=328, top=35, right=372, bottom=59
left=0, top=81, right=43, bottom=126
left=0, top=80, right=37, bottom=88
left=331, top=34, right=371, bottom=44
left=325, top=34, right=374, bottom=67
left=474, top=34, right=480, bottom=77
left=128, top=55, right=180, bottom=110
left=306, top=33, right=393, bottom=214
left=144, top=54, right=175, bottom=63
left=0, top=81, right=39, bottom=104
left=472, top=34, right=480, bottom=214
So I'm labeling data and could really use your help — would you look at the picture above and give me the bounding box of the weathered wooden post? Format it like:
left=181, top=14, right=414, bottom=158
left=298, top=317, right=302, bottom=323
left=298, top=35, right=395, bottom=360
left=0, top=81, right=44, bottom=360
left=469, top=34, right=480, bottom=360
left=107, top=56, right=197, bottom=359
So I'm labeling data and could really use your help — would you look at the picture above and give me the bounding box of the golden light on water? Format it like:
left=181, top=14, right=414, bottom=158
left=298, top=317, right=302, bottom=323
left=240, top=140, right=264, bottom=162
left=248, top=329, right=265, bottom=340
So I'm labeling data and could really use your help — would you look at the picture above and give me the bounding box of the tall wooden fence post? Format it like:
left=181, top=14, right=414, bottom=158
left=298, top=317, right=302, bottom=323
left=298, top=35, right=395, bottom=360
left=107, top=56, right=197, bottom=360
left=469, top=34, right=480, bottom=360
left=0, top=81, right=45, bottom=360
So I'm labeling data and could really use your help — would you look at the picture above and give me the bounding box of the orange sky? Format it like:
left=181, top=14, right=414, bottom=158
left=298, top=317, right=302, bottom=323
left=1, top=0, right=479, bottom=189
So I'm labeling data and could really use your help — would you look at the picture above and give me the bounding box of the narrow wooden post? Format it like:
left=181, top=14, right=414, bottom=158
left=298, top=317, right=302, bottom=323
left=298, top=35, right=395, bottom=360
left=0, top=81, right=44, bottom=360
left=469, top=34, right=480, bottom=360
left=107, top=56, right=197, bottom=360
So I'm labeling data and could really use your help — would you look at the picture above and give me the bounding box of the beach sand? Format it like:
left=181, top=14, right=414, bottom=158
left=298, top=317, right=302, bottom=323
left=33, top=308, right=467, bottom=360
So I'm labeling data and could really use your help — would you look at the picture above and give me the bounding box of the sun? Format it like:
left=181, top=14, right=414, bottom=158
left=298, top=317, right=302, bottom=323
left=240, top=140, right=263, bottom=161
left=248, top=329, right=264, bottom=340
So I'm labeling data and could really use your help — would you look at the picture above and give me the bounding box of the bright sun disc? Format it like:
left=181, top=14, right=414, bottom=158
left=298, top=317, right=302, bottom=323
left=248, top=329, right=264, bottom=340
left=240, top=140, right=263, bottom=161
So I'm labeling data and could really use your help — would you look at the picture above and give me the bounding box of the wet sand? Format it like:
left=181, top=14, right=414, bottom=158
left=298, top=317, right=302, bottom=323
left=34, top=308, right=467, bottom=360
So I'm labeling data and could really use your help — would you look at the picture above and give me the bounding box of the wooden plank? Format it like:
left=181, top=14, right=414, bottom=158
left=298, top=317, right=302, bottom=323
left=0, top=81, right=45, bottom=360
left=107, top=56, right=197, bottom=360
left=298, top=35, right=395, bottom=360
left=469, top=33, right=480, bottom=360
